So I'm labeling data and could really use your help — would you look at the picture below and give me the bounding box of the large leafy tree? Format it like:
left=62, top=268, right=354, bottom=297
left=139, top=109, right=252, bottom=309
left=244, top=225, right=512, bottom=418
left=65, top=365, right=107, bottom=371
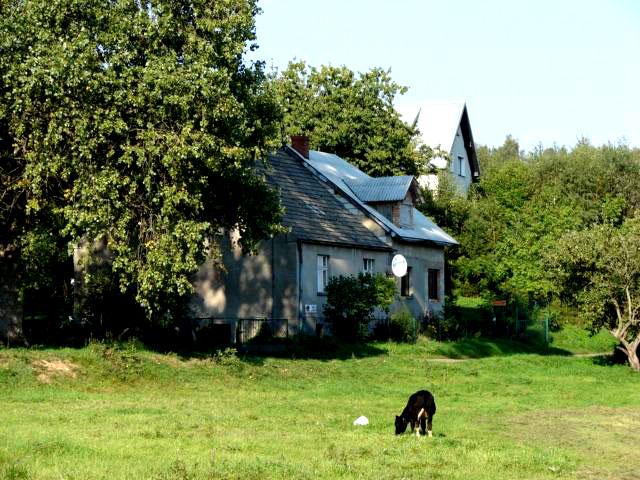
left=552, top=217, right=640, bottom=371
left=453, top=140, right=640, bottom=303
left=273, top=61, right=422, bottom=177
left=0, top=0, right=283, bottom=319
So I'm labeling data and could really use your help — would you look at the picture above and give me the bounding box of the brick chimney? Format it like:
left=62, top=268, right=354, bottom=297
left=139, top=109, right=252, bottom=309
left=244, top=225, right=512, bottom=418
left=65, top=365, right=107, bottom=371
left=290, top=135, right=310, bottom=159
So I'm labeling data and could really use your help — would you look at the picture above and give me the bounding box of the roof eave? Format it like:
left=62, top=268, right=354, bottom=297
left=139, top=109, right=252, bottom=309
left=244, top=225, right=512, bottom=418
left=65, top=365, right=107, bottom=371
left=460, top=104, right=481, bottom=181
left=298, top=238, right=392, bottom=252
left=394, top=235, right=459, bottom=247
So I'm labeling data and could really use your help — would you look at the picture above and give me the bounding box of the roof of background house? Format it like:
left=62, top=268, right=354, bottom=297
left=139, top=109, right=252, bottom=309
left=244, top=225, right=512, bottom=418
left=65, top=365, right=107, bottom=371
left=262, top=150, right=391, bottom=250
left=413, top=101, right=466, bottom=153
left=299, top=149, right=458, bottom=246
left=397, top=101, right=480, bottom=179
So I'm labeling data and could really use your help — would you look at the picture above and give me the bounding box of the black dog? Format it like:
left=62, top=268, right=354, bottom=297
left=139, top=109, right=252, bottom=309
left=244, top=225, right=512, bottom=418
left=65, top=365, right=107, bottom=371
left=395, top=390, right=436, bottom=437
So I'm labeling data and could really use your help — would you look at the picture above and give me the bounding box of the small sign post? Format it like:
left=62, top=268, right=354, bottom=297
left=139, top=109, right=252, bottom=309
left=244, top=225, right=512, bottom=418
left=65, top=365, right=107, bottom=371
left=544, top=309, right=550, bottom=345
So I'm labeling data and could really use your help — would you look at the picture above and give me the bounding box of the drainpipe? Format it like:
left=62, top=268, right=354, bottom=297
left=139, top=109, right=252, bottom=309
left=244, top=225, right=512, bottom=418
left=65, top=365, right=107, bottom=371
left=269, top=237, right=275, bottom=322
left=297, top=239, right=303, bottom=334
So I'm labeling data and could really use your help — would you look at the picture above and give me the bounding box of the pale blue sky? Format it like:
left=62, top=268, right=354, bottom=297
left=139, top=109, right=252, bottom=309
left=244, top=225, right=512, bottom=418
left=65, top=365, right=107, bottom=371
left=249, top=0, right=640, bottom=151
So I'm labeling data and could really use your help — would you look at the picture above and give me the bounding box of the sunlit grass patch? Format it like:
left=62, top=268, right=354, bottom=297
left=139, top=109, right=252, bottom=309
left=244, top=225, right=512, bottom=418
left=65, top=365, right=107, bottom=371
left=0, top=339, right=638, bottom=479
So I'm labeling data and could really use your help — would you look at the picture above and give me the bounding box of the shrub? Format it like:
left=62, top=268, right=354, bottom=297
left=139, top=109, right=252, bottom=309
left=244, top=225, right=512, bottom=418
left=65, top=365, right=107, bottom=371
left=212, top=347, right=241, bottom=368
left=388, top=308, right=417, bottom=343
left=423, top=296, right=494, bottom=341
left=324, top=273, right=396, bottom=342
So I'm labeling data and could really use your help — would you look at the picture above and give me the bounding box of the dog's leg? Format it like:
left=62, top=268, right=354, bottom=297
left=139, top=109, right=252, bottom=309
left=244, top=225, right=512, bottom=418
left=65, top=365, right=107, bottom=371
left=416, top=408, right=426, bottom=437
left=427, top=415, right=433, bottom=437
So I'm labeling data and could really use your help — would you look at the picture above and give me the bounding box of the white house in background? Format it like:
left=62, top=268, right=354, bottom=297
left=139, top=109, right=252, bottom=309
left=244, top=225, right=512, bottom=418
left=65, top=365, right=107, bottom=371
left=406, top=101, right=481, bottom=195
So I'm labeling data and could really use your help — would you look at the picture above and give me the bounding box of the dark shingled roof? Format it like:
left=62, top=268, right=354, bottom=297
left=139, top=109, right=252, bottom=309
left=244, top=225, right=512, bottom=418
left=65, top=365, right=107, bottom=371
left=263, top=149, right=390, bottom=250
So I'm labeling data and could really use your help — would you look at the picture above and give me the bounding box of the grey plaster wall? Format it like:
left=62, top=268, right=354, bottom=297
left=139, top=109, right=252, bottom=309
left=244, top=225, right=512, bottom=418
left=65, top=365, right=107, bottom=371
left=189, top=231, right=447, bottom=342
left=390, top=241, right=445, bottom=320
left=299, top=243, right=391, bottom=332
left=189, top=231, right=299, bottom=341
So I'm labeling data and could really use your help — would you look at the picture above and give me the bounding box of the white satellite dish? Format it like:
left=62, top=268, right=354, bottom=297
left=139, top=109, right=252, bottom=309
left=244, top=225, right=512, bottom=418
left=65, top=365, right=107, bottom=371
left=391, top=254, right=408, bottom=277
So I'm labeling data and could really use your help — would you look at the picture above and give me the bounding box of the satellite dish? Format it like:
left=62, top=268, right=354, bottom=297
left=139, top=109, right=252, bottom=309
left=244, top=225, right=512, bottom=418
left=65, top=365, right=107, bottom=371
left=391, top=254, right=408, bottom=277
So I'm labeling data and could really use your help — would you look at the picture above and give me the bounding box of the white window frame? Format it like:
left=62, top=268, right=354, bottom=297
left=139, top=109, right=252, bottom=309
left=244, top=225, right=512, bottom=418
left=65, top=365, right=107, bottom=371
left=363, top=258, right=375, bottom=274
left=317, top=255, right=329, bottom=294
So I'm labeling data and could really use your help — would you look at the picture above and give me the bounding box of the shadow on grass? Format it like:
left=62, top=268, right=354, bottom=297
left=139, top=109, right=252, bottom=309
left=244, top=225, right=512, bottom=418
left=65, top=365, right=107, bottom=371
left=190, top=330, right=572, bottom=363
left=236, top=336, right=388, bottom=361
left=591, top=354, right=620, bottom=367
left=434, top=335, right=573, bottom=359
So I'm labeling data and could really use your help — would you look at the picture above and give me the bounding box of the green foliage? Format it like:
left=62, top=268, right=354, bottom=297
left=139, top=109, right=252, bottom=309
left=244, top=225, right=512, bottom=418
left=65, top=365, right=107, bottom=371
left=419, top=170, right=470, bottom=235
left=0, top=0, right=285, bottom=320
left=448, top=137, right=640, bottom=368
left=388, top=308, right=417, bottom=343
left=551, top=216, right=640, bottom=370
left=372, top=273, right=397, bottom=313
left=212, top=347, right=242, bottom=369
left=273, top=61, right=423, bottom=176
left=324, top=273, right=396, bottom=342
left=476, top=134, right=523, bottom=174
left=454, top=140, right=640, bottom=305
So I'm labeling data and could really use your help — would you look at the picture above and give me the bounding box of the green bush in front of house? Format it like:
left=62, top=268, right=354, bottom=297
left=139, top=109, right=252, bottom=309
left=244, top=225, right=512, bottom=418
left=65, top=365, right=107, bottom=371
left=388, top=308, right=418, bottom=343
left=324, top=273, right=396, bottom=342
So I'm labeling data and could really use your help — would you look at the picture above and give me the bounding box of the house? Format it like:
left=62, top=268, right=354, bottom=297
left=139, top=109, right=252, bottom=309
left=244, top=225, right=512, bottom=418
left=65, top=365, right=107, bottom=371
left=408, top=101, right=480, bottom=195
left=189, top=136, right=458, bottom=343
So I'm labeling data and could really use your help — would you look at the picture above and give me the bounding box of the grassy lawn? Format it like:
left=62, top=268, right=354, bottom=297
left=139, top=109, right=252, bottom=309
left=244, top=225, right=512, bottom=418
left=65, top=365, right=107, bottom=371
left=1, top=336, right=638, bottom=480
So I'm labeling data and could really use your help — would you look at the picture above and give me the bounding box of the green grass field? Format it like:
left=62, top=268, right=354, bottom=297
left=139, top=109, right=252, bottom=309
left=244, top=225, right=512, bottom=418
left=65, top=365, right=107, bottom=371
left=1, top=331, right=638, bottom=480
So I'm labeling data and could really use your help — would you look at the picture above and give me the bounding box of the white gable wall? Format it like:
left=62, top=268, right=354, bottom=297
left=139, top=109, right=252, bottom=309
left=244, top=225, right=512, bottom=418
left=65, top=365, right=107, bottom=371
left=449, top=126, right=473, bottom=194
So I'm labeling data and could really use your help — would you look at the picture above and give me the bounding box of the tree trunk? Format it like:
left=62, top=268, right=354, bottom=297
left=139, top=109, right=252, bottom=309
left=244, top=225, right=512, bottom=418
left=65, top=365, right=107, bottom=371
left=616, top=341, right=640, bottom=372
left=627, top=347, right=640, bottom=372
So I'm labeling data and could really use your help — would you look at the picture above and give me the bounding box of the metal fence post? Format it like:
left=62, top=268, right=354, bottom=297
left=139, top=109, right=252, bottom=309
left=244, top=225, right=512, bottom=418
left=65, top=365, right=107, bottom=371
left=544, top=311, right=549, bottom=345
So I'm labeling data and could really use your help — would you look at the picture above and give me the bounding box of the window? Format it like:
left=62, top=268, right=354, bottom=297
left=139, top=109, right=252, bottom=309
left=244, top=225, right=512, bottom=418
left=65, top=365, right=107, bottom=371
left=317, top=255, right=329, bottom=294
left=457, top=156, right=465, bottom=177
left=399, top=204, right=414, bottom=228
left=400, top=266, right=412, bottom=297
left=363, top=258, right=375, bottom=274
left=428, top=269, right=439, bottom=301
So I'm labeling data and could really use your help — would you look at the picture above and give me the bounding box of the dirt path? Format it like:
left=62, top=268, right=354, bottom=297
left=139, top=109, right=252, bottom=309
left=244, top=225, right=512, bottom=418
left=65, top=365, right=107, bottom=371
left=425, top=352, right=611, bottom=363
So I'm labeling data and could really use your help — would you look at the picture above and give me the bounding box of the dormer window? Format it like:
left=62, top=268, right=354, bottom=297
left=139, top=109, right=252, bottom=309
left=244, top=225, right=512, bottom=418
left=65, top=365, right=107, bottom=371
left=399, top=203, right=413, bottom=228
